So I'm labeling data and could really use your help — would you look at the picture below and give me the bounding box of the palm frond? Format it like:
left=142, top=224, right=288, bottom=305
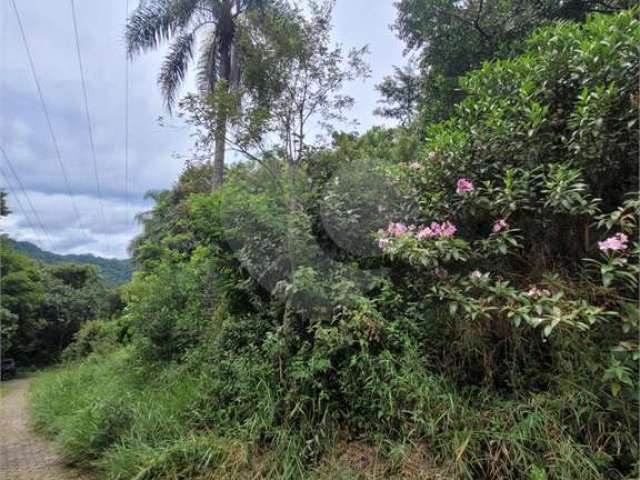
left=196, top=28, right=219, bottom=94
left=126, top=0, right=199, bottom=57
left=158, top=33, right=195, bottom=110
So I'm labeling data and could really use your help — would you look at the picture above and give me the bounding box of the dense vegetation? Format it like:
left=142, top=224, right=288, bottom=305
left=30, top=3, right=638, bottom=480
left=0, top=236, right=122, bottom=365
left=7, top=238, right=132, bottom=287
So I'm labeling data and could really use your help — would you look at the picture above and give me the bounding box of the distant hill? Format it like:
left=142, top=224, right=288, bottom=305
left=6, top=238, right=133, bottom=287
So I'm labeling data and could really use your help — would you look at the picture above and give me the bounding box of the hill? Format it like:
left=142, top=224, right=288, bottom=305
left=7, top=238, right=132, bottom=287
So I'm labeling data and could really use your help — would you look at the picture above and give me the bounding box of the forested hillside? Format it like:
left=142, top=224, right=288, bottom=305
left=26, top=2, right=638, bottom=479
left=7, top=238, right=132, bottom=286
left=0, top=236, right=123, bottom=366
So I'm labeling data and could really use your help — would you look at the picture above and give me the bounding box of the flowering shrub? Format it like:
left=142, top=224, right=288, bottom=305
left=377, top=166, right=635, bottom=339
left=375, top=9, right=639, bottom=406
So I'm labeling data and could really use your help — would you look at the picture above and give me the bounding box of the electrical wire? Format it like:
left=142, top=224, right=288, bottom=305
left=69, top=0, right=111, bottom=255
left=1, top=147, right=53, bottom=248
left=9, top=0, right=84, bottom=231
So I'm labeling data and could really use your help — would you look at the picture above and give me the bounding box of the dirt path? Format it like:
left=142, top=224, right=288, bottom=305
left=0, top=377, right=91, bottom=480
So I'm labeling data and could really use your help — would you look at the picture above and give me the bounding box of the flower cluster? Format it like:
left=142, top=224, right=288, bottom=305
left=378, top=220, right=457, bottom=250
left=456, top=178, right=474, bottom=195
left=378, top=238, right=390, bottom=250
left=378, top=176, right=518, bottom=253
left=598, top=233, right=628, bottom=252
left=387, top=222, right=409, bottom=237
left=417, top=221, right=457, bottom=239
left=492, top=218, right=508, bottom=234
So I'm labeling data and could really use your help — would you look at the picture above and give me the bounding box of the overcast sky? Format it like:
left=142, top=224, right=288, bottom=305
left=0, top=0, right=404, bottom=259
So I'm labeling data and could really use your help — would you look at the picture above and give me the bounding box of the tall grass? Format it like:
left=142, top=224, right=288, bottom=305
left=29, top=344, right=638, bottom=479
left=30, top=349, right=240, bottom=478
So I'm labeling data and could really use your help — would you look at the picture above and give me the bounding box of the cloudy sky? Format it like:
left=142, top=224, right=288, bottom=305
left=0, top=0, right=404, bottom=259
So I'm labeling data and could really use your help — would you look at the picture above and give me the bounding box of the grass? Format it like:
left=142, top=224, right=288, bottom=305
left=29, top=344, right=638, bottom=479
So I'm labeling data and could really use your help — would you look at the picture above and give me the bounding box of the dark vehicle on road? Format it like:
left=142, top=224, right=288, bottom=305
left=1, top=358, right=16, bottom=380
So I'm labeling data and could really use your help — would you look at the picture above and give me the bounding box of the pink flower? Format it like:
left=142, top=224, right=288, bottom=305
left=456, top=178, right=474, bottom=195
left=598, top=233, right=628, bottom=252
left=387, top=222, right=408, bottom=237
left=378, top=238, right=390, bottom=250
left=417, top=226, right=435, bottom=239
left=427, top=151, right=438, bottom=162
left=409, top=162, right=423, bottom=171
left=440, top=221, right=457, bottom=238
left=492, top=218, right=508, bottom=234
left=417, top=221, right=457, bottom=240
left=470, top=270, right=482, bottom=279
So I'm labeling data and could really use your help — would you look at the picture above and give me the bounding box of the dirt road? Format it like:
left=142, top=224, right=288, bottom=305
left=0, top=377, right=91, bottom=480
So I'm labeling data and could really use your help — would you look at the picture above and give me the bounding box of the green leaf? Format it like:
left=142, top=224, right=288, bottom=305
left=611, top=381, right=621, bottom=397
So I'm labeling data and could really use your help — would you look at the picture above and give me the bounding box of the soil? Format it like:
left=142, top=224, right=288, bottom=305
left=0, top=377, right=92, bottom=480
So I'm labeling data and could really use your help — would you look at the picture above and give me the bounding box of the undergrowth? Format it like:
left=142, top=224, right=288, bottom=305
left=31, top=336, right=638, bottom=479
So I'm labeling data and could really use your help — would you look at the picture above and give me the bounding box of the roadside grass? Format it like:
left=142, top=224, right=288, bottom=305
left=30, top=344, right=638, bottom=479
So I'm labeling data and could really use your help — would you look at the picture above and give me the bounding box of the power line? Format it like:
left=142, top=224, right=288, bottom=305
left=9, top=0, right=84, bottom=230
left=1, top=147, right=53, bottom=248
left=0, top=167, right=39, bottom=239
left=69, top=0, right=111, bottom=255
left=0, top=165, right=48, bottom=249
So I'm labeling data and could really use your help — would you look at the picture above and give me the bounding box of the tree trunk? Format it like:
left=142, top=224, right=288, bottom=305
left=213, top=117, right=227, bottom=189
left=211, top=0, right=234, bottom=191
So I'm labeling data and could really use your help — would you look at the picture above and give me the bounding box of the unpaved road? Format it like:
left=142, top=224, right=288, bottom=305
left=0, top=377, right=91, bottom=480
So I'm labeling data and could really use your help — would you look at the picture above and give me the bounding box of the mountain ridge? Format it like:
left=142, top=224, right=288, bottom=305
left=6, top=238, right=132, bottom=286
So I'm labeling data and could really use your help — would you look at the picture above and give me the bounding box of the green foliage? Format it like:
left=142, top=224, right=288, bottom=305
left=0, top=237, right=44, bottom=356
left=391, top=0, right=634, bottom=122
left=424, top=8, right=639, bottom=205
left=30, top=8, right=639, bottom=480
left=379, top=10, right=639, bottom=398
left=62, top=316, right=132, bottom=361
left=1, top=236, right=112, bottom=365
left=374, top=64, right=421, bottom=125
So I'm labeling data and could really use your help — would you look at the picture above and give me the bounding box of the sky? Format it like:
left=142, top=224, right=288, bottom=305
left=0, top=0, right=405, bottom=259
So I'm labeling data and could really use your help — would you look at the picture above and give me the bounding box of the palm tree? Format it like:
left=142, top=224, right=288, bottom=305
left=126, top=0, right=267, bottom=189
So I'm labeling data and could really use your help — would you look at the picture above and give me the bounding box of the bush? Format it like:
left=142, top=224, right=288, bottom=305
left=62, top=317, right=131, bottom=361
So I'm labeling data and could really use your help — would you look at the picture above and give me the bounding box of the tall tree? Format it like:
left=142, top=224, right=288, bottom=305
left=374, top=64, right=420, bottom=125
left=229, top=0, right=369, bottom=167
left=388, top=0, right=634, bottom=123
left=126, top=0, right=270, bottom=189
left=0, top=191, right=9, bottom=217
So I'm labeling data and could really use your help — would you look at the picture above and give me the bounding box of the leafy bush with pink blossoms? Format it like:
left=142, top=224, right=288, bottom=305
left=371, top=9, right=638, bottom=477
